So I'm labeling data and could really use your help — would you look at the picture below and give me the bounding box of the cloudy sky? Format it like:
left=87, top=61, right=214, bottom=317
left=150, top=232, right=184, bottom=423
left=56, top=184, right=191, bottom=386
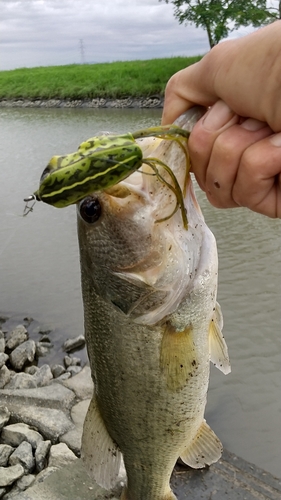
left=0, top=0, right=274, bottom=71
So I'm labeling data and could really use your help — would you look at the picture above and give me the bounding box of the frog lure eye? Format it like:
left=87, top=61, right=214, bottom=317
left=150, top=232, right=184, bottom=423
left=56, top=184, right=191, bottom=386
left=23, top=125, right=190, bottom=229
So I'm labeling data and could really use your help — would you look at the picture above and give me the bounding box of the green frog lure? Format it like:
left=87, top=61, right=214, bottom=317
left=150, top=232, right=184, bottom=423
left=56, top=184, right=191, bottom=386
left=24, top=125, right=190, bottom=228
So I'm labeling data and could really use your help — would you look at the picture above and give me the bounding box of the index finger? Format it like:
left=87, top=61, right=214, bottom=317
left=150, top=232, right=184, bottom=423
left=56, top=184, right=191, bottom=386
left=161, top=65, right=213, bottom=125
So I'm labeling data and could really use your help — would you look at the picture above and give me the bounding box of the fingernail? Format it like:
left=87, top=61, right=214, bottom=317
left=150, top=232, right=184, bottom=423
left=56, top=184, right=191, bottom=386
left=240, top=118, right=267, bottom=131
left=203, top=100, right=235, bottom=131
left=270, top=132, right=281, bottom=147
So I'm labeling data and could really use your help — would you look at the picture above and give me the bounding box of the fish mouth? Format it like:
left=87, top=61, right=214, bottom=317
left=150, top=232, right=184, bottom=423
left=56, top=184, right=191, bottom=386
left=103, top=137, right=186, bottom=229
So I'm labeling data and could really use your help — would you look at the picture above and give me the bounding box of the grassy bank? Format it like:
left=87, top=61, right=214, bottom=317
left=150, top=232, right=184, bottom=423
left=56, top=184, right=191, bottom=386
left=0, top=57, right=202, bottom=100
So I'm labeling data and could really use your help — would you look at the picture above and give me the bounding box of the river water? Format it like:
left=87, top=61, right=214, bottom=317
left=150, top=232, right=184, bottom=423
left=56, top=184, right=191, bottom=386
left=0, top=107, right=280, bottom=478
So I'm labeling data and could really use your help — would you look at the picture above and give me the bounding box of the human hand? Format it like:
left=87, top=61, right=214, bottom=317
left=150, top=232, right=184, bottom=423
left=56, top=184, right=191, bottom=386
left=162, top=22, right=281, bottom=218
left=187, top=100, right=281, bottom=218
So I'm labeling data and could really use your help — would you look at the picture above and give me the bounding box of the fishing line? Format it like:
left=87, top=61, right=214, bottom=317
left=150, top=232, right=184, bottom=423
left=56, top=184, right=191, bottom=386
left=0, top=220, right=21, bottom=259
left=0, top=202, right=35, bottom=259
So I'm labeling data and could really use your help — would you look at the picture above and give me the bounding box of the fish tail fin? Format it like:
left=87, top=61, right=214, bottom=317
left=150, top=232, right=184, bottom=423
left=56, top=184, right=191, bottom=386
left=180, top=420, right=222, bottom=469
left=81, top=394, right=122, bottom=490
left=121, top=486, right=177, bottom=500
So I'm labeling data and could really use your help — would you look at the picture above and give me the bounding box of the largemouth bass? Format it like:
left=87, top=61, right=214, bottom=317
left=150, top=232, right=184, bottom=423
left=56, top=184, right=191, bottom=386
left=78, top=107, right=231, bottom=500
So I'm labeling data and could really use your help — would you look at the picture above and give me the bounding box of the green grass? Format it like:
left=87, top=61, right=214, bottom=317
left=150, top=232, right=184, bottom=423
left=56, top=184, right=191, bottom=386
left=0, top=57, right=202, bottom=100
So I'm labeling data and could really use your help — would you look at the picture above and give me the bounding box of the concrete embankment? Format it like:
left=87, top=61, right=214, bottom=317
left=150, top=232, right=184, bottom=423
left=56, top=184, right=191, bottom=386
left=7, top=432, right=281, bottom=500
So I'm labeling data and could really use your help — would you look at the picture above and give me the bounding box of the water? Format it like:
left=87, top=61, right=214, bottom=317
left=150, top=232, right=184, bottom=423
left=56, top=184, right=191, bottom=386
left=0, top=107, right=280, bottom=478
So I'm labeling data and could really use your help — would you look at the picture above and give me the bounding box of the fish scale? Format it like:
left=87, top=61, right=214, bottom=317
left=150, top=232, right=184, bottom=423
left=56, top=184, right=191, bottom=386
left=82, top=291, right=196, bottom=498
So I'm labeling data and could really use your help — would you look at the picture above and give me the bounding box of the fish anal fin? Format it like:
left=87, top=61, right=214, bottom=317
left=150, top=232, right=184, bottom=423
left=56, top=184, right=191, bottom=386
left=81, top=394, right=121, bottom=490
left=180, top=420, right=222, bottom=469
left=160, top=323, right=198, bottom=391
left=209, top=302, right=231, bottom=375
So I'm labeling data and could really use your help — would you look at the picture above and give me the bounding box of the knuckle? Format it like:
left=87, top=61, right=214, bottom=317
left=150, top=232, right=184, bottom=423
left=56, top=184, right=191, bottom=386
left=213, top=132, right=236, bottom=160
left=189, top=125, right=209, bottom=158
left=240, top=146, right=260, bottom=175
left=164, top=71, right=181, bottom=95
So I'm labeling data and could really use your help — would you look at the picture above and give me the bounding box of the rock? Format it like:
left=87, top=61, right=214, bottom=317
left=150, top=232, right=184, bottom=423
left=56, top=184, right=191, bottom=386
left=15, top=473, right=35, bottom=491
left=0, top=366, right=11, bottom=389
left=60, top=399, right=91, bottom=455
left=63, top=335, right=85, bottom=353
left=24, top=366, right=39, bottom=376
left=0, top=366, right=11, bottom=390
left=0, top=464, right=24, bottom=487
left=1, top=423, right=43, bottom=449
left=63, top=366, right=93, bottom=400
left=0, top=406, right=10, bottom=429
left=0, top=340, right=4, bottom=353
left=6, top=407, right=74, bottom=442
left=9, top=340, right=36, bottom=370
left=0, top=354, right=8, bottom=369
left=37, top=327, right=52, bottom=336
left=9, top=441, right=35, bottom=473
left=39, top=335, right=51, bottom=343
left=66, top=366, right=82, bottom=376
left=23, top=317, right=33, bottom=324
left=35, top=342, right=51, bottom=358
left=0, top=332, right=4, bottom=354
left=0, top=487, right=5, bottom=498
left=52, top=372, right=71, bottom=383
left=0, top=444, right=14, bottom=467
left=34, top=364, right=53, bottom=387
left=34, top=440, right=51, bottom=472
left=64, top=356, right=81, bottom=368
left=5, top=373, right=37, bottom=390
left=6, top=326, right=28, bottom=351
left=2, top=489, right=19, bottom=499
left=0, top=384, right=75, bottom=411
left=34, top=465, right=58, bottom=484
left=48, top=443, right=77, bottom=469
left=51, top=365, right=65, bottom=378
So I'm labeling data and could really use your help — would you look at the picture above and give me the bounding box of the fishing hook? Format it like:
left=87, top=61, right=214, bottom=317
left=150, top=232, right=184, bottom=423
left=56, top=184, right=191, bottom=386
left=23, top=195, right=36, bottom=216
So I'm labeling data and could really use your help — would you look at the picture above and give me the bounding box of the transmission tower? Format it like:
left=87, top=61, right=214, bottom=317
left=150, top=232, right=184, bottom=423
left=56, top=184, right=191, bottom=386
left=79, top=39, right=85, bottom=64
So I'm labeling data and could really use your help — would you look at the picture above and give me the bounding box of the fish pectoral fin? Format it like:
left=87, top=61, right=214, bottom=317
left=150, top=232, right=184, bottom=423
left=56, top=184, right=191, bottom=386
left=81, top=394, right=121, bottom=489
left=160, top=323, right=198, bottom=391
left=180, top=420, right=222, bottom=469
left=209, top=302, right=231, bottom=375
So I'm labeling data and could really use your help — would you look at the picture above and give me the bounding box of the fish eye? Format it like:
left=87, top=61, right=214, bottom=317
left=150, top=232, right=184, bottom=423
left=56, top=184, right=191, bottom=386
left=79, top=196, right=102, bottom=224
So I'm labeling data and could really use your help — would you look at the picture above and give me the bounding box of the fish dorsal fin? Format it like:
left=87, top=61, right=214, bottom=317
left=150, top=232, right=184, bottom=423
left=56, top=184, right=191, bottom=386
left=81, top=395, right=121, bottom=489
left=209, top=302, right=231, bottom=375
left=180, top=420, right=222, bottom=469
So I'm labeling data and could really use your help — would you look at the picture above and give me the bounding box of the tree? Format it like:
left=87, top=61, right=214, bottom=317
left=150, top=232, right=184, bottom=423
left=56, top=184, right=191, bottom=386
left=160, top=0, right=279, bottom=48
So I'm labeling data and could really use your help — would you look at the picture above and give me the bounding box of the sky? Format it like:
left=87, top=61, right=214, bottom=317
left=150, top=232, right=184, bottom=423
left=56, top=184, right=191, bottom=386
left=0, top=0, right=277, bottom=71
